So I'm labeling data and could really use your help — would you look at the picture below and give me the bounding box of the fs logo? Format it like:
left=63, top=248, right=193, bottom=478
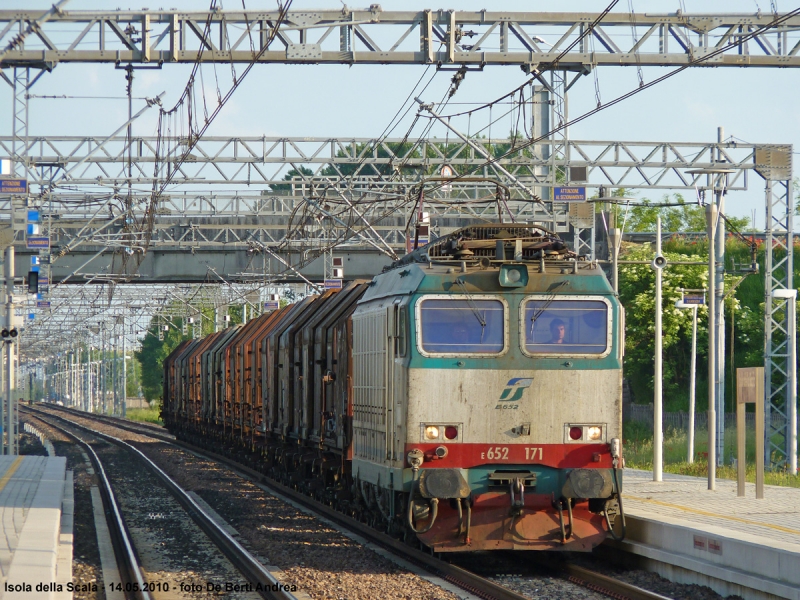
left=496, top=378, right=533, bottom=409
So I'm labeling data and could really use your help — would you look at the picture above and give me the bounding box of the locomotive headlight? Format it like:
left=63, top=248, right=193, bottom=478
left=424, top=425, right=440, bottom=440
left=499, top=264, right=529, bottom=288
left=587, top=426, right=603, bottom=441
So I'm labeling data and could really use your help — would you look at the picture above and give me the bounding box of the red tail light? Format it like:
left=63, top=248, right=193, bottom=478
left=569, top=426, right=583, bottom=440
left=444, top=426, right=458, bottom=440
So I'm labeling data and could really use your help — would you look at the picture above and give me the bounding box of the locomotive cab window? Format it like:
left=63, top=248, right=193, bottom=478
left=521, top=297, right=611, bottom=357
left=416, top=295, right=507, bottom=356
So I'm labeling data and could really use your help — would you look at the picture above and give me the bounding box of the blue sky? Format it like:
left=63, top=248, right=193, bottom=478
left=2, top=0, right=799, bottom=227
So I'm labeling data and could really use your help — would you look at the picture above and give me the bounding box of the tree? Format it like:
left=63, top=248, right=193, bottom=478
left=270, top=166, right=314, bottom=194
left=619, top=238, right=766, bottom=412
left=134, top=317, right=190, bottom=403
left=620, top=193, right=748, bottom=233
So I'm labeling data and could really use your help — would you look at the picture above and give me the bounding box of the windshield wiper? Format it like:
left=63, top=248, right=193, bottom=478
left=456, top=278, right=487, bottom=340
left=529, top=280, right=569, bottom=336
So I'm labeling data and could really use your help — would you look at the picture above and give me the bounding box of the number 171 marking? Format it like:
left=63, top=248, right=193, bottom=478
left=525, top=447, right=543, bottom=460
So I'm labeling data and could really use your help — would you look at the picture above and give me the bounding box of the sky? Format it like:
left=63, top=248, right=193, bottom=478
left=2, top=0, right=799, bottom=228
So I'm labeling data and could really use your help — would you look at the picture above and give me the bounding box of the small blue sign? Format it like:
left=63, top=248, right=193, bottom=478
left=27, top=210, right=39, bottom=222
left=36, top=301, right=50, bottom=309
left=263, top=301, right=279, bottom=311
left=554, top=186, right=586, bottom=202
left=30, top=265, right=39, bottom=273
left=28, top=313, right=34, bottom=320
left=26, top=236, right=49, bottom=249
left=683, top=294, right=705, bottom=305
left=0, top=179, right=27, bottom=194
left=324, top=279, right=343, bottom=290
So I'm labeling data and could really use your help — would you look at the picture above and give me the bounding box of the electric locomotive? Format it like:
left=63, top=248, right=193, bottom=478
left=162, top=223, right=625, bottom=552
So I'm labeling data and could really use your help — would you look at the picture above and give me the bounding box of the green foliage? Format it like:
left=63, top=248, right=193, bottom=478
left=623, top=424, right=800, bottom=487
left=125, top=406, right=163, bottom=425
left=620, top=193, right=749, bottom=233
left=619, top=239, right=764, bottom=411
left=134, top=316, right=191, bottom=402
left=270, top=166, right=314, bottom=194
left=793, top=177, right=800, bottom=216
left=126, top=356, right=142, bottom=398
left=620, top=243, right=708, bottom=409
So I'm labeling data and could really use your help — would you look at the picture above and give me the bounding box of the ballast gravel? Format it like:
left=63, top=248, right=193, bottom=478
left=32, top=409, right=462, bottom=600
left=33, top=408, right=745, bottom=600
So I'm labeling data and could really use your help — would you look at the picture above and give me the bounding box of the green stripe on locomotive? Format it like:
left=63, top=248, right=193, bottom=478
left=365, top=262, right=622, bottom=371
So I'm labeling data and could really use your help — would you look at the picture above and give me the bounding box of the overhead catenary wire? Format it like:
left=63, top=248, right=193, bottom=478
left=415, top=7, right=800, bottom=201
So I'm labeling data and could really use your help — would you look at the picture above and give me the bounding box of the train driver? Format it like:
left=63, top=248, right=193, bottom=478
left=549, top=318, right=566, bottom=344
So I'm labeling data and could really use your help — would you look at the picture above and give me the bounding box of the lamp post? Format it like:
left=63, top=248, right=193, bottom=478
left=652, top=216, right=668, bottom=481
left=675, top=289, right=706, bottom=464
left=706, top=202, right=718, bottom=490
left=689, top=159, right=734, bottom=488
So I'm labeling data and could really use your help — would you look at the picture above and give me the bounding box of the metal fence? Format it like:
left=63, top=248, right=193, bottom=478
left=625, top=402, right=788, bottom=431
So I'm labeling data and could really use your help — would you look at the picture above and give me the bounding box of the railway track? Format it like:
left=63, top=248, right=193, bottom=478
left=23, top=408, right=297, bottom=600
left=29, top=404, right=674, bottom=600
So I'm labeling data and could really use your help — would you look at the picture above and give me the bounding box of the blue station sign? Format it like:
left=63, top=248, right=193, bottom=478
left=683, top=294, right=705, bottom=305
left=0, top=179, right=27, bottom=194
left=324, top=279, right=343, bottom=290
left=26, top=236, right=50, bottom=249
left=554, top=186, right=586, bottom=202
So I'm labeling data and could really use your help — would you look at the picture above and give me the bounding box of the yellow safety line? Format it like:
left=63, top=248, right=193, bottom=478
left=0, top=456, right=24, bottom=494
left=624, top=494, right=800, bottom=536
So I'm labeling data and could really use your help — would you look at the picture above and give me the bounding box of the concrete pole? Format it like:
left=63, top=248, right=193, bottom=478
left=715, top=127, right=726, bottom=467
left=689, top=303, right=698, bottom=464
left=653, top=216, right=663, bottom=482
left=0, top=253, right=6, bottom=454
left=4, top=245, right=13, bottom=455
left=706, top=202, right=718, bottom=490
left=101, top=325, right=106, bottom=413
left=609, top=227, right=621, bottom=294
left=84, top=346, right=89, bottom=411
left=774, top=288, right=798, bottom=473
left=111, top=332, right=117, bottom=415
left=122, top=319, right=127, bottom=418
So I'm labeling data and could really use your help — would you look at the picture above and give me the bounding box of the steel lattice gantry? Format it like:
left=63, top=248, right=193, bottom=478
left=0, top=135, right=775, bottom=255
left=756, top=148, right=796, bottom=468
left=2, top=7, right=799, bottom=465
left=2, top=9, right=800, bottom=69
left=0, top=135, right=764, bottom=256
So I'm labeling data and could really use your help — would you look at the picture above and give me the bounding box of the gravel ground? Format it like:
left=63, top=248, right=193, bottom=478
left=570, top=552, right=744, bottom=600
left=33, top=407, right=751, bottom=600
left=454, top=548, right=745, bottom=600
left=32, top=408, right=465, bottom=600
left=96, top=438, right=266, bottom=600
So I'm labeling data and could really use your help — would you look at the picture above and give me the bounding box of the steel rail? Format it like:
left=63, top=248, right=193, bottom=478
left=563, top=564, right=674, bottom=600
left=33, top=406, right=530, bottom=600
left=22, top=406, right=298, bottom=600
left=39, top=405, right=674, bottom=600
left=22, top=411, right=151, bottom=600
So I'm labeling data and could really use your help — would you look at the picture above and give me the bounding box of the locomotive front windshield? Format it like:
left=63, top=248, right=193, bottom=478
left=522, top=298, right=609, bottom=355
left=419, top=298, right=505, bottom=355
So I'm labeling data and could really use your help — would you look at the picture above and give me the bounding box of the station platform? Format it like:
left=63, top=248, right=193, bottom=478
left=604, top=468, right=800, bottom=600
left=0, top=456, right=72, bottom=600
